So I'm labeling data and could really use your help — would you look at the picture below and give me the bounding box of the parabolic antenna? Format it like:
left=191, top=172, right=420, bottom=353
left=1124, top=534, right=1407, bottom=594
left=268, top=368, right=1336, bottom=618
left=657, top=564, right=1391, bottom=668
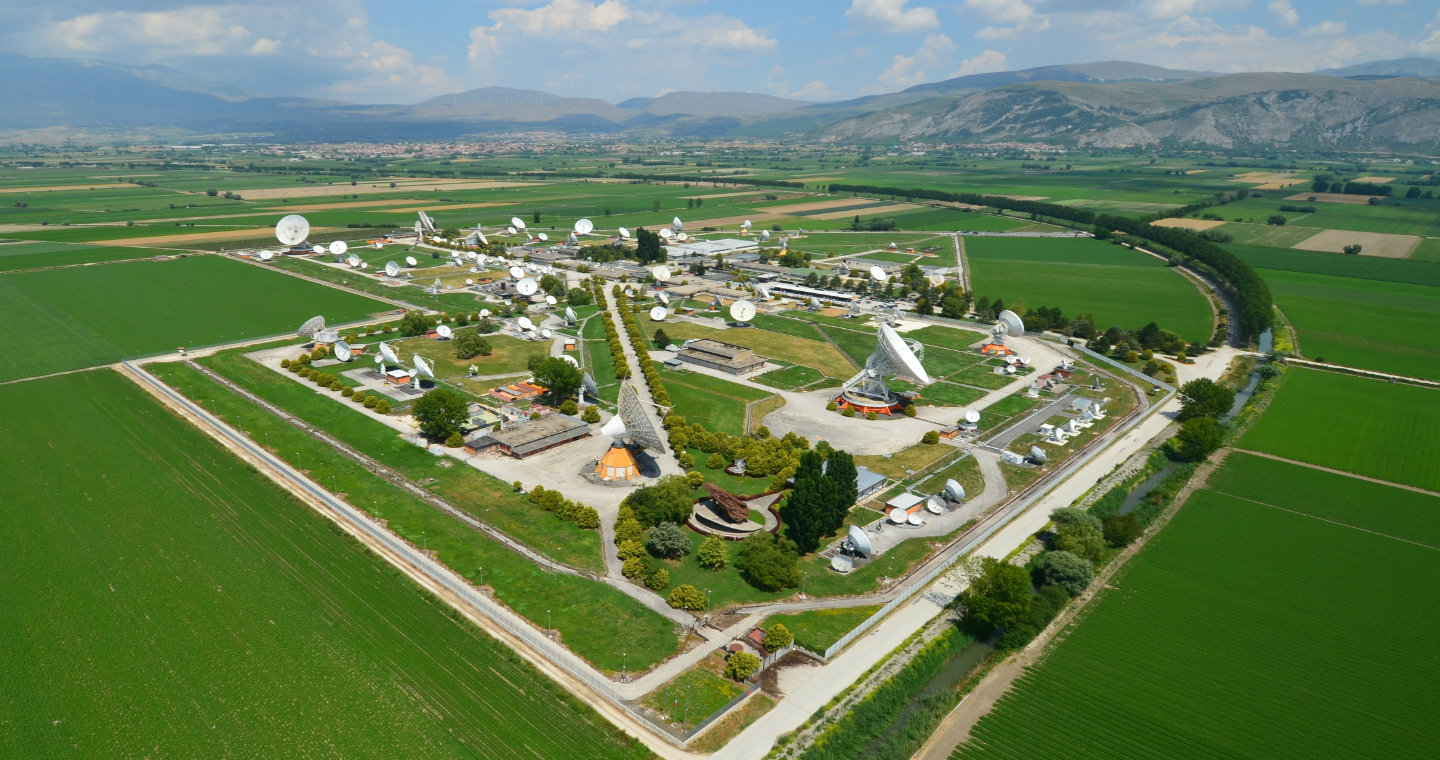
left=258, top=250, right=274, bottom=261
left=564, top=306, right=577, bottom=324
left=1004, top=354, right=1017, bottom=365
left=617, top=226, right=631, bottom=239
left=600, top=413, right=627, bottom=438
left=537, top=232, right=549, bottom=242
left=927, top=498, right=945, bottom=515
left=729, top=300, right=756, bottom=323
left=652, top=266, right=672, bottom=282
left=741, top=219, right=752, bottom=231
left=413, top=354, right=435, bottom=377
left=516, top=277, right=539, bottom=296
left=1030, top=446, right=1048, bottom=464
left=1019, top=355, right=1031, bottom=366
left=649, top=306, right=668, bottom=321
left=436, top=324, right=453, bottom=339
left=275, top=214, right=310, bottom=246
left=384, top=261, right=400, bottom=277
left=333, top=340, right=353, bottom=362
left=506, top=226, right=517, bottom=236
left=964, top=409, right=980, bottom=424
left=847, top=524, right=873, bottom=555
left=541, top=329, right=553, bottom=339
left=657, top=292, right=670, bottom=305
left=996, top=310, right=1025, bottom=338
left=373, top=242, right=383, bottom=249
left=677, top=232, right=689, bottom=243
left=672, top=216, right=684, bottom=231
left=869, top=265, right=888, bottom=282
left=908, top=513, right=924, bottom=527
left=405, top=255, right=418, bottom=267
left=760, top=229, right=771, bottom=241
left=878, top=324, right=931, bottom=384
left=945, top=479, right=966, bottom=501
left=509, top=266, right=525, bottom=280
left=465, top=278, right=474, bottom=285
left=296, top=315, right=326, bottom=338
left=616, top=383, right=665, bottom=454
left=889, top=508, right=908, bottom=524
left=378, top=341, right=399, bottom=365
left=574, top=218, right=594, bottom=235
left=311, top=245, right=324, bottom=255
left=832, top=555, right=854, bottom=573
left=545, top=294, right=558, bottom=306
left=511, top=216, right=526, bottom=230
left=328, top=240, right=348, bottom=256
left=517, top=316, right=535, bottom=331
left=360, top=262, right=369, bottom=269
left=659, top=228, right=674, bottom=240
left=567, top=232, right=578, bottom=245
left=480, top=309, right=491, bottom=318
left=582, top=372, right=601, bottom=399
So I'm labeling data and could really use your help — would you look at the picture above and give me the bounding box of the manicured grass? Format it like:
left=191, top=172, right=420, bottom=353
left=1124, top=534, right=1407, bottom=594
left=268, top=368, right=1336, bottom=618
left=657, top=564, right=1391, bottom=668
left=904, top=324, right=988, bottom=351
left=0, top=371, right=650, bottom=760
left=948, top=363, right=1018, bottom=389
left=660, top=368, right=769, bottom=435
left=152, top=359, right=681, bottom=672
left=641, top=320, right=856, bottom=380
left=0, top=255, right=387, bottom=382
left=754, top=363, right=827, bottom=390
left=1259, top=268, right=1440, bottom=379
left=395, top=332, right=549, bottom=379
left=979, top=394, right=1042, bottom=431
left=856, top=443, right=956, bottom=479
left=1239, top=368, right=1440, bottom=492
left=919, top=454, right=985, bottom=502
left=915, top=381, right=988, bottom=407
left=761, top=606, right=882, bottom=654
left=954, top=470, right=1440, bottom=760
left=965, top=236, right=1213, bottom=342
left=0, top=241, right=159, bottom=271
left=640, top=654, right=743, bottom=726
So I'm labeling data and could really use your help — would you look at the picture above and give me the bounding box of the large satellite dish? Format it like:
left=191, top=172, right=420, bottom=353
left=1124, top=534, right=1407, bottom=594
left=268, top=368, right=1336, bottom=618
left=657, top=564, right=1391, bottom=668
left=888, top=508, right=908, bottom=524
left=582, top=372, right=601, bottom=399
left=413, top=354, right=435, bottom=379
left=574, top=218, right=594, bottom=235
left=506, top=226, right=517, bottom=236
left=927, top=498, right=945, bottom=515
left=333, top=340, right=353, bottom=362
left=384, top=261, right=400, bottom=277
left=730, top=300, right=756, bottom=323
left=652, top=266, right=672, bottom=282
left=508, top=266, right=525, bottom=280
left=405, top=255, right=418, bottom=267
left=672, top=216, right=684, bottom=231
left=378, top=341, right=399, bottom=365
left=617, top=226, right=630, bottom=239
left=436, top=324, right=453, bottom=339
left=760, top=229, right=771, bottom=241
left=964, top=409, right=980, bottom=424
left=997, top=310, right=1026, bottom=338
left=517, top=316, right=535, bottom=331
left=296, top=315, right=325, bottom=338
left=564, top=306, right=577, bottom=324
left=347, top=253, right=362, bottom=267
left=1030, top=446, right=1048, bottom=464
left=276, top=214, right=310, bottom=246
left=945, top=479, right=966, bottom=501
left=311, top=245, right=324, bottom=255
left=537, top=232, right=549, bottom=242
left=877, top=324, right=930, bottom=384
left=649, top=306, right=668, bottom=321
left=328, top=240, right=347, bottom=256
left=614, top=383, right=665, bottom=454
left=560, top=354, right=579, bottom=368
left=657, top=292, right=670, bottom=305
left=676, top=232, right=690, bottom=243
left=258, top=250, right=274, bottom=261
left=741, top=219, right=752, bottom=231
left=869, top=266, right=888, bottom=282
left=545, top=294, right=558, bottom=306
left=541, top=329, right=553, bottom=339
left=659, top=228, right=674, bottom=240
left=516, top=277, right=539, bottom=296
left=847, top=524, right=873, bottom=555
left=511, top=216, right=526, bottom=231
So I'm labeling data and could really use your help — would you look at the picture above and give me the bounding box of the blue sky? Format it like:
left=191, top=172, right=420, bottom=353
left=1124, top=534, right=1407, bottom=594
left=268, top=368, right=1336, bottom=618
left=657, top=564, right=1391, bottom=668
left=2, top=1, right=1437, bottom=103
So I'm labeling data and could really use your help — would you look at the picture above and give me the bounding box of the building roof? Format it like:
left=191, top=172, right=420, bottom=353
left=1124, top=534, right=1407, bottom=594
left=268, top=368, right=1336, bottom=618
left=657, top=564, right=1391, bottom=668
left=487, top=413, right=589, bottom=456
left=886, top=492, right=926, bottom=510
left=855, top=465, right=886, bottom=494
left=678, top=339, right=763, bottom=368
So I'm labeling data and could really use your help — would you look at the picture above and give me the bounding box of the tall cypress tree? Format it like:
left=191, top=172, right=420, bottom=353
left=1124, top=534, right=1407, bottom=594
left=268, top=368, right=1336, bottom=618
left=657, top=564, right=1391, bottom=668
left=783, top=479, right=824, bottom=554
left=823, top=450, right=859, bottom=533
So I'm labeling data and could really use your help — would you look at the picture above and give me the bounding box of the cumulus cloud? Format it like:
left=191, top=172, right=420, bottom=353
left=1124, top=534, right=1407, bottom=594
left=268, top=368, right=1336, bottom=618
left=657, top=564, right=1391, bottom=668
left=489, top=0, right=629, bottom=37
left=1419, top=11, right=1440, bottom=54
left=962, top=0, right=1048, bottom=40
left=955, top=48, right=1007, bottom=76
left=1302, top=20, right=1346, bottom=37
left=845, top=0, right=939, bottom=33
left=878, top=33, right=955, bottom=88
left=1358, top=0, right=1405, bottom=6
left=1268, top=0, right=1299, bottom=27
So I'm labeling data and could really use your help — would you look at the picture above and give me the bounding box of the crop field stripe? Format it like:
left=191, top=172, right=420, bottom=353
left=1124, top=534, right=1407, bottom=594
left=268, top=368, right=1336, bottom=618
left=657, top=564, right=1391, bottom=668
left=1203, top=487, right=1439, bottom=551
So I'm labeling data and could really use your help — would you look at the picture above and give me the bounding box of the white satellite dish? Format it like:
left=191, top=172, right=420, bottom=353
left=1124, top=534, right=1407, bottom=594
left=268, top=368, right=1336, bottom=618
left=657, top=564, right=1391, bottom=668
left=927, top=498, right=945, bottom=515
left=877, top=324, right=930, bottom=384
left=889, top=508, right=908, bottom=524
left=567, top=232, right=578, bottom=245
left=516, top=277, right=539, bottom=296
left=574, top=218, right=594, bottom=235
left=378, top=341, right=399, bottom=365
left=517, top=316, right=535, bottom=331
left=436, top=324, right=453, bottom=339
left=946, top=479, right=966, bottom=501
left=1019, top=355, right=1031, bottom=365
left=412, top=355, right=435, bottom=389
left=297, top=315, right=326, bottom=338
left=1031, top=446, right=1048, bottom=464
left=275, top=214, right=310, bottom=246
left=506, top=226, right=517, bottom=236
left=541, top=329, right=553, bottom=339
left=652, top=266, right=672, bottom=282
left=405, top=255, right=418, bottom=267
left=907, top=513, right=924, bottom=527
left=465, top=278, right=474, bottom=285
left=480, top=309, right=491, bottom=318
left=869, top=266, right=888, bottom=282
left=373, top=242, right=383, bottom=250
left=614, top=383, right=665, bottom=453
left=831, top=555, right=854, bottom=573
left=561, top=354, right=579, bottom=367
left=384, top=261, right=400, bottom=277
left=676, top=232, right=689, bottom=243
left=537, top=232, right=549, bottom=242
left=729, top=300, right=756, bottom=323
left=545, top=295, right=558, bottom=306
left=564, top=307, right=577, bottom=325
left=360, top=262, right=369, bottom=269
left=1005, top=355, right=1018, bottom=365
left=964, top=409, right=980, bottom=424
left=847, top=524, right=873, bottom=555
left=328, top=240, right=348, bottom=256
left=649, top=306, right=668, bottom=321
left=659, top=228, right=674, bottom=240
left=509, top=266, right=525, bottom=280
left=311, top=245, right=324, bottom=255
left=525, top=329, right=539, bottom=339
left=760, top=229, right=771, bottom=241
left=333, top=340, right=353, bottom=362
left=511, top=216, right=527, bottom=230
left=657, top=292, right=670, bottom=305
left=617, top=226, right=630, bottom=239
left=672, top=216, right=684, bottom=231
left=741, top=219, right=752, bottom=230
left=258, top=250, right=274, bottom=261
left=997, top=310, right=1026, bottom=338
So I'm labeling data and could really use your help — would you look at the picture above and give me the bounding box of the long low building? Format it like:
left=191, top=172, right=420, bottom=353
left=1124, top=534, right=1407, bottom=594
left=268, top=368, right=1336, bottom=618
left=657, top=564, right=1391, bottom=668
left=464, top=413, right=590, bottom=459
left=760, top=281, right=858, bottom=305
left=674, top=339, right=766, bottom=374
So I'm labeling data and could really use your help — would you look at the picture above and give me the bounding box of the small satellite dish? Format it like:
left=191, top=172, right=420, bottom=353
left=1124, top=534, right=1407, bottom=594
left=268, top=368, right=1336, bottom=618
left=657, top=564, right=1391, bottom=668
left=889, top=508, right=908, bottom=524
left=847, top=524, right=873, bottom=555
left=509, top=266, right=525, bottom=280
left=741, top=219, right=752, bottom=230
left=564, top=306, right=577, bottom=324
left=927, top=498, right=945, bottom=515
left=574, top=218, right=594, bottom=235
left=567, top=232, right=578, bottom=245
left=373, top=242, right=383, bottom=250
left=964, top=410, right=980, bottom=424
left=511, top=216, right=527, bottom=230
left=657, top=292, right=670, bottom=305
left=517, top=316, right=535, bottom=331
left=537, top=232, right=549, bottom=242
left=480, top=309, right=491, bottom=318
left=652, top=266, right=672, bottom=282
left=672, top=216, right=684, bottom=231
left=945, top=479, right=966, bottom=501
left=760, top=229, right=771, bottom=241
left=1031, top=446, right=1048, bottom=464
left=659, top=228, right=674, bottom=240
left=328, top=240, right=348, bottom=256
left=506, top=226, right=517, bottom=236
left=465, top=278, right=474, bottom=285
left=729, top=300, right=756, bottom=323
left=516, top=277, right=539, bottom=296
left=275, top=214, right=310, bottom=246
left=831, top=555, right=854, bottom=573
left=384, top=261, right=400, bottom=277
left=1005, top=355, right=1018, bottom=365
left=617, top=226, right=630, bottom=239
left=869, top=266, right=888, bottom=282
left=333, top=340, right=353, bottom=362
left=525, top=329, right=539, bottom=339
left=378, top=341, right=399, bottom=365
left=676, top=232, right=689, bottom=242
left=436, top=324, right=453, bottom=339
left=1019, top=355, right=1031, bottom=365
left=311, top=244, right=324, bottom=255
left=360, top=262, right=369, bottom=269
left=541, top=329, right=553, bottom=339
left=258, top=250, right=274, bottom=261
left=907, top=513, right=924, bottom=527
left=545, top=295, right=558, bottom=306
left=649, top=306, right=668, bottom=321
left=405, top=255, right=418, bottom=267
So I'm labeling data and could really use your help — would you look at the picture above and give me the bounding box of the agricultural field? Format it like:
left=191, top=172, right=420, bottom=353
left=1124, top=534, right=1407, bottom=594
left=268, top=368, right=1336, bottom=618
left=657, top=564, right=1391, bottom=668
left=964, top=236, right=1213, bottom=342
left=0, top=255, right=387, bottom=382
left=0, top=371, right=648, bottom=760
left=953, top=452, right=1440, bottom=760
left=0, top=241, right=160, bottom=272
left=1238, top=369, right=1440, bottom=492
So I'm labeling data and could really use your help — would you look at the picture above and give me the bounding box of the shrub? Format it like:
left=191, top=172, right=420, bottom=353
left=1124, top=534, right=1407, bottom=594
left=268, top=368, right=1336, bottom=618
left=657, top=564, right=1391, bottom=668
left=559, top=399, right=579, bottom=415
left=706, top=452, right=727, bottom=469
left=1039, top=550, right=1094, bottom=596
left=615, top=516, right=644, bottom=544
left=575, top=507, right=600, bottom=530
left=903, top=405, right=917, bottom=418
left=644, top=566, right=670, bottom=591
left=581, top=405, right=601, bottom=423
left=668, top=584, right=707, bottom=611
left=826, top=400, right=839, bottom=411
left=373, top=398, right=391, bottom=414
left=842, top=406, right=856, bottom=418
left=1103, top=513, right=1143, bottom=547
left=763, top=623, right=793, bottom=651
left=352, top=393, right=368, bottom=404
left=724, top=652, right=761, bottom=681
left=329, top=381, right=343, bottom=392
left=645, top=522, right=691, bottom=559
left=677, top=452, right=695, bottom=469
left=341, top=386, right=354, bottom=397
left=363, top=395, right=379, bottom=408
left=280, top=358, right=291, bottom=368
left=685, top=471, right=704, bottom=489
left=698, top=535, right=729, bottom=570
left=735, top=532, right=801, bottom=591
left=865, top=411, right=879, bottom=421
left=921, top=430, right=940, bottom=444
left=622, top=556, right=646, bottom=580
left=445, top=431, right=464, bottom=447
left=617, top=539, right=646, bottom=561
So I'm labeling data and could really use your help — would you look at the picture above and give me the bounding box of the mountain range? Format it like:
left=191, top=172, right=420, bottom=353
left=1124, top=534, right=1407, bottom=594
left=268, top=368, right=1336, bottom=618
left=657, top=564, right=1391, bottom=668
left=4, top=53, right=1440, bottom=151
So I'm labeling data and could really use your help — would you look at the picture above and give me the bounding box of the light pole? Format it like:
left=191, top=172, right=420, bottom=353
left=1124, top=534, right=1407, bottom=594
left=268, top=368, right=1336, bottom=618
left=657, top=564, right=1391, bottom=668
left=422, top=530, right=427, bottom=553
left=477, top=567, right=483, bottom=588
left=705, top=588, right=712, bottom=615
left=547, top=609, right=552, bottom=638
left=622, top=652, right=627, bottom=679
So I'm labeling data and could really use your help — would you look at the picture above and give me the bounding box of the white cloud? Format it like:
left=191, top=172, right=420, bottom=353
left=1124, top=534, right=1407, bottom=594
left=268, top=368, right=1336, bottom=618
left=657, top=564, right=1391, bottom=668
left=845, top=0, right=939, bottom=33
left=962, top=0, right=1048, bottom=40
left=46, top=6, right=256, bottom=56
left=250, top=37, right=280, bottom=55
left=1135, top=15, right=1404, bottom=73
left=878, top=33, right=955, bottom=88
left=1146, top=0, right=1201, bottom=20
left=489, top=0, right=630, bottom=37
left=1302, top=20, right=1346, bottom=37
left=1358, top=0, right=1405, bottom=6
left=1419, top=11, right=1440, bottom=54
left=954, top=49, right=1007, bottom=76
left=1268, top=0, right=1299, bottom=27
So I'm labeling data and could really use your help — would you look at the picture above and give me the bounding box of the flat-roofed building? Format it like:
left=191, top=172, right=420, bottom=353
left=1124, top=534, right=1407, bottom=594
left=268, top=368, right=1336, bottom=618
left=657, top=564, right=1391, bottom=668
left=674, top=338, right=766, bottom=374
left=464, top=413, right=590, bottom=459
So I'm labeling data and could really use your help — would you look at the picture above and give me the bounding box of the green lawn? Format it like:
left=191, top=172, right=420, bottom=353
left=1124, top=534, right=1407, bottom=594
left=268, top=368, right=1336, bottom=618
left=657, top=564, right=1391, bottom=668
left=965, top=236, right=1213, bottom=342
left=0, top=371, right=649, bottom=760
left=760, top=606, right=882, bottom=654
left=947, top=363, right=1017, bottom=389
left=753, top=363, right=827, bottom=390
left=0, top=255, right=387, bottom=382
left=1239, top=368, right=1440, bottom=492
left=640, top=654, right=743, bottom=727
left=914, top=381, right=988, bottom=407
left=660, top=368, right=770, bottom=435
left=0, top=241, right=160, bottom=271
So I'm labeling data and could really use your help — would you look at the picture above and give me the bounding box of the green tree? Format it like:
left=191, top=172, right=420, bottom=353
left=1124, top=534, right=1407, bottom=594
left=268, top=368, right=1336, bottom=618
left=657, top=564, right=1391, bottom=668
left=645, top=522, right=691, bottom=559
left=559, top=399, right=579, bottom=415
left=582, top=405, right=601, bottom=423
left=621, top=475, right=694, bottom=527
left=668, top=584, right=707, bottom=610
left=1054, top=521, right=1107, bottom=563
left=454, top=330, right=492, bottom=359
left=445, top=431, right=465, bottom=448
left=922, top=430, right=940, bottom=444
left=706, top=451, right=727, bottom=469
left=567, top=287, right=594, bottom=306
left=723, top=652, right=761, bottom=681
left=1178, top=378, right=1235, bottom=421
left=634, top=227, right=665, bottom=264
left=532, top=356, right=582, bottom=405
left=959, top=557, right=1033, bottom=632
left=1102, top=513, right=1143, bottom=547
left=763, top=623, right=793, bottom=652
left=652, top=328, right=671, bottom=349
left=1267, top=214, right=1288, bottom=226
left=1174, top=416, right=1225, bottom=462
left=373, top=398, right=391, bottom=414
left=412, top=388, right=469, bottom=440
left=822, top=449, right=858, bottom=532
left=735, top=532, right=801, bottom=591
left=398, top=310, right=432, bottom=337
left=1039, top=550, right=1093, bottom=596
left=697, top=536, right=729, bottom=569
left=1050, top=507, right=1102, bottom=533
left=783, top=479, right=827, bottom=554
left=685, top=471, right=704, bottom=489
